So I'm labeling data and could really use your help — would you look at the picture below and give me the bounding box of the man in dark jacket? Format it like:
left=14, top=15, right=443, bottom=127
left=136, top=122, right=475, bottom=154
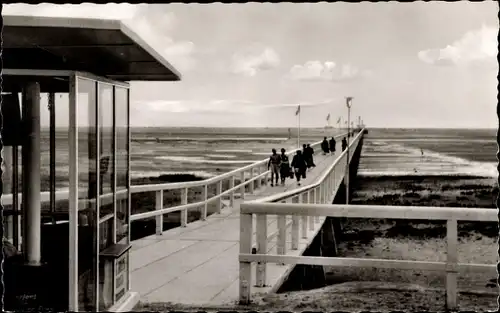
left=291, top=150, right=307, bottom=186
left=321, top=137, right=329, bottom=155
left=329, top=137, right=336, bottom=154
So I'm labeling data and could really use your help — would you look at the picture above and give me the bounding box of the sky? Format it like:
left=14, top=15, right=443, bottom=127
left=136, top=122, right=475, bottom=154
left=4, top=2, right=499, bottom=128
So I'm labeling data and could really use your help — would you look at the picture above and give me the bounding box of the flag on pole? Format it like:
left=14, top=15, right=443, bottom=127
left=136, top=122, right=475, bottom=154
left=326, top=113, right=330, bottom=122
left=336, top=117, right=341, bottom=124
left=295, top=105, right=301, bottom=116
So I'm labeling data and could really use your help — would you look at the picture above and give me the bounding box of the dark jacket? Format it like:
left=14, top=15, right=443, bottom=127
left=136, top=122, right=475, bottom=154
left=291, top=154, right=307, bottom=169
left=329, top=138, right=336, bottom=151
left=307, top=146, right=314, bottom=157
left=321, top=140, right=329, bottom=152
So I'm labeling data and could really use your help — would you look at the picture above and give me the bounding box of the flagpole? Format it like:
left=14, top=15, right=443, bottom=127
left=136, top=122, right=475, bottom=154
left=298, top=109, right=301, bottom=149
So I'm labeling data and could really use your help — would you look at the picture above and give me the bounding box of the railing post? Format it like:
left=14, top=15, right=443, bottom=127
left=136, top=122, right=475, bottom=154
left=300, top=193, right=307, bottom=239
left=277, top=210, right=287, bottom=260
left=313, top=188, right=320, bottom=223
left=201, top=184, right=208, bottom=220
left=180, top=188, right=188, bottom=227
left=255, top=166, right=261, bottom=190
left=307, top=191, right=314, bottom=231
left=256, top=214, right=268, bottom=287
left=239, top=213, right=253, bottom=304
left=240, top=171, right=246, bottom=200
left=291, top=197, right=299, bottom=250
left=446, top=218, right=458, bottom=310
left=216, top=180, right=223, bottom=213
left=155, top=190, right=163, bottom=235
left=249, top=168, right=255, bottom=194
left=264, top=165, right=269, bottom=186
left=229, top=176, right=235, bottom=207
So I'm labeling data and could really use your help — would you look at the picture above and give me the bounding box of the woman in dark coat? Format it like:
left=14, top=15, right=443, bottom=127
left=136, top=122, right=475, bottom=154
left=279, top=148, right=290, bottom=186
left=329, top=137, right=336, bottom=154
left=291, top=150, right=307, bottom=186
left=321, top=137, right=330, bottom=155
left=342, top=137, right=348, bottom=151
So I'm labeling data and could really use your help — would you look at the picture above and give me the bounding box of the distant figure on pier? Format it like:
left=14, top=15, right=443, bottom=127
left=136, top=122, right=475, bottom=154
left=342, top=137, right=347, bottom=151
left=268, top=148, right=281, bottom=187
left=306, top=144, right=316, bottom=168
left=302, top=144, right=309, bottom=167
left=279, top=148, right=290, bottom=186
left=321, top=137, right=330, bottom=155
left=291, top=150, right=307, bottom=186
left=329, top=137, right=336, bottom=154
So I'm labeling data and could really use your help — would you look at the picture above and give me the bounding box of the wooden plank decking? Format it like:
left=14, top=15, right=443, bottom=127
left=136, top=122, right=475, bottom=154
left=130, top=142, right=346, bottom=306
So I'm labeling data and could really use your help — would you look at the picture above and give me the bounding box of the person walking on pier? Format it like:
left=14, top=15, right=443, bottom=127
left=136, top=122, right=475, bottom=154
left=321, top=137, right=330, bottom=155
left=302, top=144, right=310, bottom=168
left=329, top=137, right=336, bottom=155
left=268, top=148, right=281, bottom=187
left=279, top=148, right=290, bottom=186
left=342, top=137, right=347, bottom=152
left=291, top=150, right=307, bottom=186
left=306, top=144, right=316, bottom=168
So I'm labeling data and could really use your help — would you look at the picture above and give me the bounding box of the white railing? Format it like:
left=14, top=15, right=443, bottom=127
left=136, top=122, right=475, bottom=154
left=128, top=132, right=350, bottom=235
left=241, top=130, right=364, bottom=256
left=1, top=132, right=352, bottom=236
left=239, top=199, right=497, bottom=308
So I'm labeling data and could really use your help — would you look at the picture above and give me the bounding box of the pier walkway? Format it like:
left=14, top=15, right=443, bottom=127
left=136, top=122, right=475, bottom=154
left=129, top=132, right=362, bottom=306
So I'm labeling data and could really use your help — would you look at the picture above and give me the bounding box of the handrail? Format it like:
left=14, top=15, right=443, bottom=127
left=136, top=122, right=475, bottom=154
left=130, top=132, right=349, bottom=194
left=249, top=129, right=364, bottom=204
left=129, top=133, right=350, bottom=222
left=238, top=201, right=497, bottom=309
left=1, top=133, right=347, bottom=205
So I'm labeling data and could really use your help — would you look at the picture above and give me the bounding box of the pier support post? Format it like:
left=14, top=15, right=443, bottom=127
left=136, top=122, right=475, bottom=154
left=180, top=188, right=188, bottom=227
left=22, top=81, right=42, bottom=265
left=155, top=190, right=164, bottom=235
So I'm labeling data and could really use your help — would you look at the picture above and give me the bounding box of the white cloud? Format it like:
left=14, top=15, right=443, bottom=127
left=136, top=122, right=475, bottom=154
left=418, top=25, right=498, bottom=66
left=288, top=61, right=371, bottom=82
left=231, top=48, right=280, bottom=76
left=3, top=4, right=197, bottom=72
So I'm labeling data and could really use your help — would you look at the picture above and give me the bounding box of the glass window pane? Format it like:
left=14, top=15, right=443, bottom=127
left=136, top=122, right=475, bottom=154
left=98, top=83, right=115, bottom=222
left=115, top=87, right=129, bottom=245
left=76, top=77, right=98, bottom=311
